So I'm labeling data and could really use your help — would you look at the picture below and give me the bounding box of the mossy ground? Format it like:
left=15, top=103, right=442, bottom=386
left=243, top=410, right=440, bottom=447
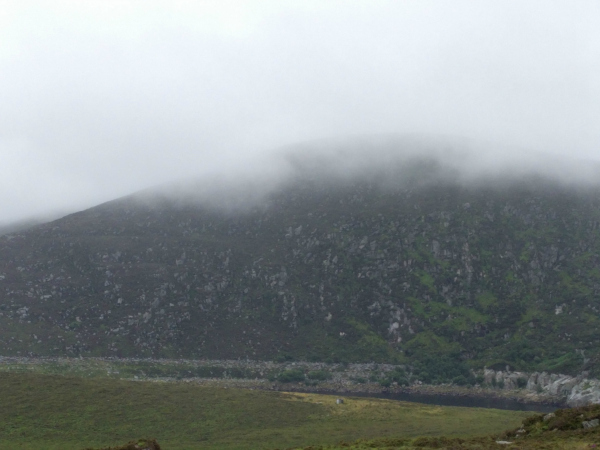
left=0, top=372, right=530, bottom=449
left=295, top=405, right=600, bottom=449
left=290, top=432, right=600, bottom=449
left=84, top=439, right=161, bottom=450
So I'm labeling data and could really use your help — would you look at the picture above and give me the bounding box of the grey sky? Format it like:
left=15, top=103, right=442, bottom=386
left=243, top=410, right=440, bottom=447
left=0, top=0, right=598, bottom=224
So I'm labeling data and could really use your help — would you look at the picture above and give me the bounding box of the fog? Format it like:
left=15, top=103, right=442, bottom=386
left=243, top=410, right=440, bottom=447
left=1, top=1, right=598, bottom=224
left=130, top=133, right=600, bottom=215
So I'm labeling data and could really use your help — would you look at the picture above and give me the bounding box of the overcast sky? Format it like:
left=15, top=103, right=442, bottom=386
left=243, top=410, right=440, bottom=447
left=0, top=0, right=598, bottom=223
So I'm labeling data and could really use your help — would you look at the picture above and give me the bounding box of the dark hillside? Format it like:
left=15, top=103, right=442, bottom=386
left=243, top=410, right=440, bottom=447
left=1, top=147, right=600, bottom=375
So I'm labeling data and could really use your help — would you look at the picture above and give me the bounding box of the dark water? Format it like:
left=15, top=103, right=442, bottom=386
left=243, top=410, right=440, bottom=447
left=290, top=389, right=560, bottom=413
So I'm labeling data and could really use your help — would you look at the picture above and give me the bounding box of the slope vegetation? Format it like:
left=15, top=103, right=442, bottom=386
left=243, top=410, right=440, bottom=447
left=1, top=144, right=600, bottom=376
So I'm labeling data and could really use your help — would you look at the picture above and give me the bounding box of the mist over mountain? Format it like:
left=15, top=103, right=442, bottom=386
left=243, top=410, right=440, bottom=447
left=1, top=137, right=600, bottom=376
left=140, top=135, right=600, bottom=212
left=0, top=212, right=72, bottom=238
left=0, top=221, right=38, bottom=238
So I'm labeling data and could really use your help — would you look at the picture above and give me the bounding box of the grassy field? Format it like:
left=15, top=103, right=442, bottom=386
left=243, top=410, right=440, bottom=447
left=292, top=405, right=600, bottom=449
left=289, top=435, right=600, bottom=449
left=0, top=357, right=258, bottom=380
left=0, top=371, right=532, bottom=450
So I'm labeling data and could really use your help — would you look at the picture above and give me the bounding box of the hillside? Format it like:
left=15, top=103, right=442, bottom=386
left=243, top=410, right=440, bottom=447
left=1, top=142, right=600, bottom=377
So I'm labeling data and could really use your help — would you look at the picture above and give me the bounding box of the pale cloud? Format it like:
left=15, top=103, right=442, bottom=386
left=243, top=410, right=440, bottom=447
left=0, top=0, right=598, bottom=224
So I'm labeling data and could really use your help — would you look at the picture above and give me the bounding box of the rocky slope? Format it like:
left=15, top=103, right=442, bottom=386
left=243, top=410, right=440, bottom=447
left=1, top=141, right=600, bottom=377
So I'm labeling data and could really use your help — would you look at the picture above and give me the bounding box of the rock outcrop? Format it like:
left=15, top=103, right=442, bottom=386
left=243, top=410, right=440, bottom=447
left=482, top=368, right=600, bottom=407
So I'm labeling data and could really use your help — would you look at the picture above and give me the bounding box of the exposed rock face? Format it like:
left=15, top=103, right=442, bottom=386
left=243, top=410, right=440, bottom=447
left=483, top=368, right=600, bottom=407
left=0, top=152, right=600, bottom=375
left=567, top=380, right=600, bottom=407
left=583, top=419, right=600, bottom=428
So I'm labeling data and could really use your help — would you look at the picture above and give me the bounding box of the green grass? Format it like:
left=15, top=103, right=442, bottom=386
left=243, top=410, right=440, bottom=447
left=0, top=372, right=532, bottom=450
left=287, top=405, right=600, bottom=448
left=0, top=358, right=264, bottom=381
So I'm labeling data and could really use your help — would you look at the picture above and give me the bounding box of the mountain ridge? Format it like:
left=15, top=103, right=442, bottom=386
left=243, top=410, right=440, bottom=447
left=1, top=142, right=600, bottom=379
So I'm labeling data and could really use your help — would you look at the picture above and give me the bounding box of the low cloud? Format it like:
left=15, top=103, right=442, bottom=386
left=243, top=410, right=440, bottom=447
left=0, top=1, right=598, bottom=223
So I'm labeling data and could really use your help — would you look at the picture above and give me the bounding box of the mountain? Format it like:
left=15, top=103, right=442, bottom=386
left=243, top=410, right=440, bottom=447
left=1, top=138, right=600, bottom=376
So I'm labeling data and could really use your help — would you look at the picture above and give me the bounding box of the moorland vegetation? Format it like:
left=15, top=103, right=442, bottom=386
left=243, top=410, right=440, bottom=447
left=0, top=371, right=531, bottom=449
left=1, top=153, right=600, bottom=382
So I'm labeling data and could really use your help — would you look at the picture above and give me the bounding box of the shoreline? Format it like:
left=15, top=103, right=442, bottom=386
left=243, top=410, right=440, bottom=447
left=0, top=356, right=573, bottom=410
left=182, top=377, right=564, bottom=411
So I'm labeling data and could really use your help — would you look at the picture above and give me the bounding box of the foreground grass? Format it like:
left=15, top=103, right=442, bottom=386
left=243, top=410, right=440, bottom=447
left=290, top=434, right=600, bottom=449
left=0, top=372, right=531, bottom=450
left=293, top=405, right=600, bottom=449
